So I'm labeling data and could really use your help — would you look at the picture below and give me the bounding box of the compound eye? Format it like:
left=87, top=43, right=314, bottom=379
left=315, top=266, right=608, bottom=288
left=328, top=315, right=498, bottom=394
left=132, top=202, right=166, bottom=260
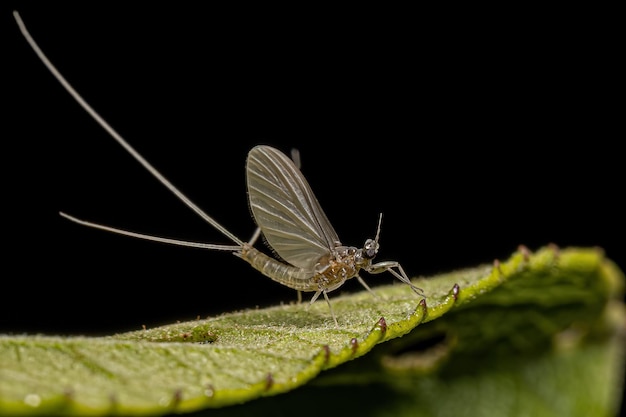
left=363, top=239, right=379, bottom=258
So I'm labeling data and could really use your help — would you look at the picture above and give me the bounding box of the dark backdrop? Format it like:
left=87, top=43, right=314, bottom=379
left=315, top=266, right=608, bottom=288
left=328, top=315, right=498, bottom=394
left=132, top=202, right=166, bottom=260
left=4, top=5, right=622, bottom=341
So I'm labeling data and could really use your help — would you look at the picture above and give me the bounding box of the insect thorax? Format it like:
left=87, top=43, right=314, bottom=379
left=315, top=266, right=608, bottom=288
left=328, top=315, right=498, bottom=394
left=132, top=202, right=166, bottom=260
left=312, top=245, right=372, bottom=292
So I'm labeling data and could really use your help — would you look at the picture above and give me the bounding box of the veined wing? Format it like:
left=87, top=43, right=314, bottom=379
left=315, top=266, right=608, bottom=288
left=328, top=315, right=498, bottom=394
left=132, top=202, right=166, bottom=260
left=246, top=145, right=339, bottom=273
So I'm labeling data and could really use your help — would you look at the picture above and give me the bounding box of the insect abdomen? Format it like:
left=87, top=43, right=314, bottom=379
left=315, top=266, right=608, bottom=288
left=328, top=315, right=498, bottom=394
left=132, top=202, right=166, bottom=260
left=238, top=245, right=317, bottom=291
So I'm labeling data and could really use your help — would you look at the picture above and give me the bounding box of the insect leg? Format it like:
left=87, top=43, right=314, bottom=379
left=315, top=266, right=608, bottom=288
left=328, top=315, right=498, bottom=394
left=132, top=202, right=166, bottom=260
left=309, top=290, right=321, bottom=304
left=355, top=275, right=381, bottom=299
left=321, top=291, right=338, bottom=327
left=367, top=261, right=424, bottom=295
left=307, top=290, right=338, bottom=326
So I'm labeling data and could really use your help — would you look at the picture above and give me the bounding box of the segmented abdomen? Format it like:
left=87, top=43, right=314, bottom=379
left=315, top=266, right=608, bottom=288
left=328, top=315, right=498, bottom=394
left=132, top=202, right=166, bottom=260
left=238, top=245, right=317, bottom=291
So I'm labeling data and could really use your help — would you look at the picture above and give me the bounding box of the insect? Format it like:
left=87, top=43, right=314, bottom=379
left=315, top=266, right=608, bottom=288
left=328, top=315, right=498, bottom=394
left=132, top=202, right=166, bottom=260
left=15, top=11, right=423, bottom=325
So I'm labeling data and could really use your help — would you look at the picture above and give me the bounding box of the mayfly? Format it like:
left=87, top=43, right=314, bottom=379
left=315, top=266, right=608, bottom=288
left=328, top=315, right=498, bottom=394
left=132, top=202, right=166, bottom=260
left=14, top=11, right=423, bottom=325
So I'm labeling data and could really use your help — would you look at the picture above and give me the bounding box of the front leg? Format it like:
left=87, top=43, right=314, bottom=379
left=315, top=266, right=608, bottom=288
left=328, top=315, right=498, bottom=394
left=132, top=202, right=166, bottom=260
left=367, top=261, right=424, bottom=295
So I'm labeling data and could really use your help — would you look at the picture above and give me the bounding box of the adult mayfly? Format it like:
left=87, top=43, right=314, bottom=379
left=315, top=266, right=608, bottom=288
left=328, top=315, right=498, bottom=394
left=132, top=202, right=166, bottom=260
left=14, top=11, right=423, bottom=325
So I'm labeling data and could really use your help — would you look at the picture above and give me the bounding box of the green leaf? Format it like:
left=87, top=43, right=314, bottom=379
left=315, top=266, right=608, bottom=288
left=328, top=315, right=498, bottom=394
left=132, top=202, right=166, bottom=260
left=1, top=246, right=624, bottom=417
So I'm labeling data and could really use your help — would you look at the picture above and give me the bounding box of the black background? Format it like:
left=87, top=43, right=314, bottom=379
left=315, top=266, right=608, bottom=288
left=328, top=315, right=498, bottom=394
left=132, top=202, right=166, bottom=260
left=3, top=5, right=624, bottom=416
left=4, top=4, right=623, bottom=339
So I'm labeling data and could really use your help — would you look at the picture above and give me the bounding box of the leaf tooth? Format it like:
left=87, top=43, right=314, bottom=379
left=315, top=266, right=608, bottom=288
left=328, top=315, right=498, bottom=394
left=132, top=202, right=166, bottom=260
left=171, top=388, right=183, bottom=409
left=518, top=244, right=531, bottom=261
left=451, top=284, right=460, bottom=301
left=548, top=242, right=561, bottom=258
left=322, top=345, right=331, bottom=365
left=377, top=317, right=388, bottom=334
left=418, top=298, right=429, bottom=322
left=350, top=338, right=358, bottom=354
left=108, top=392, right=118, bottom=411
left=493, top=259, right=503, bottom=275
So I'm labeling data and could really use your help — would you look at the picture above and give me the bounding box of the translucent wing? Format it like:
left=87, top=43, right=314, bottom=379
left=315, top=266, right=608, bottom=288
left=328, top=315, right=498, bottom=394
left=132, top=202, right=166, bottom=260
left=246, top=145, right=340, bottom=273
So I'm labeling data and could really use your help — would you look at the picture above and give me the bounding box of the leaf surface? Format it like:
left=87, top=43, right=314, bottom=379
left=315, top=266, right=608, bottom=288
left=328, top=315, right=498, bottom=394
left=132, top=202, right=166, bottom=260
left=1, top=246, right=624, bottom=416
